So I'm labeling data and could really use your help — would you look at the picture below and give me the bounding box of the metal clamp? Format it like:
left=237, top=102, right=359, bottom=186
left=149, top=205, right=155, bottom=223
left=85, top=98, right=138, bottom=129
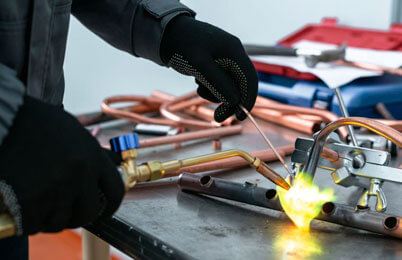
left=292, top=136, right=401, bottom=212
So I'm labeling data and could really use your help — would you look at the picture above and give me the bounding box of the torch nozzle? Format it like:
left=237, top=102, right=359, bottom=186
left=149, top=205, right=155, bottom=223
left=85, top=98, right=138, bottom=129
left=257, top=161, right=291, bottom=190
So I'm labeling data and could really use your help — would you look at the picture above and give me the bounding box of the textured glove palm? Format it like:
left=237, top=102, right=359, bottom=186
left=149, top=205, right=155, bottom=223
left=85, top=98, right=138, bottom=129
left=0, top=97, right=125, bottom=235
left=160, top=15, right=258, bottom=122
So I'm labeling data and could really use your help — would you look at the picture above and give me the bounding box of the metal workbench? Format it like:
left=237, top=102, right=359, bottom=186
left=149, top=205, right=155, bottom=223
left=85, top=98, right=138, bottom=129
left=88, top=120, right=402, bottom=260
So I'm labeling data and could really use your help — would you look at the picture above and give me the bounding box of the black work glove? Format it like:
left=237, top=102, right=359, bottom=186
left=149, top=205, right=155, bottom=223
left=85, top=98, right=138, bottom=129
left=0, top=96, right=125, bottom=235
left=160, top=15, right=258, bottom=122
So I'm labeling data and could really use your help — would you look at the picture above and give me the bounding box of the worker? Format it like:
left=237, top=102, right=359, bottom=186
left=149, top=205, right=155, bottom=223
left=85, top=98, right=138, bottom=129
left=0, top=1, right=258, bottom=258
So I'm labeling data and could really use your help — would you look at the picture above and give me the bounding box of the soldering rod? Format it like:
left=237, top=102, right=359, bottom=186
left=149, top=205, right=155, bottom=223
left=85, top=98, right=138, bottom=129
left=240, top=105, right=292, bottom=175
left=334, top=88, right=358, bottom=146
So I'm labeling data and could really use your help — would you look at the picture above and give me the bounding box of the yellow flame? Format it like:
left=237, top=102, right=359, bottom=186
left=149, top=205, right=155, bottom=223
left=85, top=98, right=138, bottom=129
left=277, top=172, right=336, bottom=230
left=273, top=226, right=322, bottom=259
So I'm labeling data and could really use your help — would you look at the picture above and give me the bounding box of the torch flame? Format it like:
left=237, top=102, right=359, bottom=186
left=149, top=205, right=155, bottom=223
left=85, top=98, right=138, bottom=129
left=277, top=172, right=336, bottom=230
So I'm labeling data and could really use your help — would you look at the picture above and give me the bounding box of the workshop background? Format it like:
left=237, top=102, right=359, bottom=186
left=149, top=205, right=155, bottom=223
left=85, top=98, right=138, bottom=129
left=63, top=0, right=402, bottom=114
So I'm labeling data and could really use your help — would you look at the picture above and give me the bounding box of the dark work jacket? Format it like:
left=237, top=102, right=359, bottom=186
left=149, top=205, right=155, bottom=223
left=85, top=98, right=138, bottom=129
left=0, top=0, right=194, bottom=145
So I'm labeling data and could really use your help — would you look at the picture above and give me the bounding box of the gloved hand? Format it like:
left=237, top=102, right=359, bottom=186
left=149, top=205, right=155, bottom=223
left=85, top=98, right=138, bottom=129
left=160, top=15, right=258, bottom=122
left=0, top=96, right=125, bottom=235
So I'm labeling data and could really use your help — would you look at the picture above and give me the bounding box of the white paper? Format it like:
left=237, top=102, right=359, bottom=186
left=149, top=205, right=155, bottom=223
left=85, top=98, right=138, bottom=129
left=251, top=40, right=402, bottom=89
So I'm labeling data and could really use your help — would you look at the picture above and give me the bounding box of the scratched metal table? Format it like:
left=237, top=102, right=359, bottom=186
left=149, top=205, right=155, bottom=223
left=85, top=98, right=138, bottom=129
left=88, top=120, right=402, bottom=260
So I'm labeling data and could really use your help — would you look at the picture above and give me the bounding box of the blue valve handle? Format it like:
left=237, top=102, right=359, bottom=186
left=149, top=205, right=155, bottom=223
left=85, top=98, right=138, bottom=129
left=110, top=133, right=140, bottom=153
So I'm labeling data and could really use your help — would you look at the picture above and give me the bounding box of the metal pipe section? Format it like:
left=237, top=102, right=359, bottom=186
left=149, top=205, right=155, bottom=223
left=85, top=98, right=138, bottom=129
left=318, top=202, right=402, bottom=239
left=303, top=117, right=402, bottom=179
left=178, top=174, right=402, bottom=239
left=138, top=125, right=242, bottom=148
left=178, top=173, right=283, bottom=210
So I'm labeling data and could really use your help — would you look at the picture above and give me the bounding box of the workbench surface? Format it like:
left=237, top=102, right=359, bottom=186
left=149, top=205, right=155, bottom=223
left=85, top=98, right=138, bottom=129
left=89, top=120, right=402, bottom=260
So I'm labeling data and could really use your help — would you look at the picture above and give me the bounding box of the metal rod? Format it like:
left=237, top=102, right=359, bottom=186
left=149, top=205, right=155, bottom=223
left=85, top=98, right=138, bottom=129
left=178, top=174, right=402, bottom=239
left=334, top=88, right=358, bottom=146
left=240, top=105, right=292, bottom=175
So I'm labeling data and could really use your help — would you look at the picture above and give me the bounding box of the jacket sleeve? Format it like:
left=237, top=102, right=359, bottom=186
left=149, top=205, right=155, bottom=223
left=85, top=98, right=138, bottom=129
left=0, top=64, right=25, bottom=146
left=71, top=0, right=195, bottom=66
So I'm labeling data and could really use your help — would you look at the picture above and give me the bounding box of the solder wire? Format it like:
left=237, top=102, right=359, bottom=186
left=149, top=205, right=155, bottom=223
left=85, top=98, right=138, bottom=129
left=240, top=105, right=292, bottom=175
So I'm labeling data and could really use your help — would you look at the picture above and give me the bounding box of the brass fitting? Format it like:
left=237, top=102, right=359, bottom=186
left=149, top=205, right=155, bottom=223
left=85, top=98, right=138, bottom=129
left=119, top=149, right=139, bottom=189
left=121, top=149, right=290, bottom=190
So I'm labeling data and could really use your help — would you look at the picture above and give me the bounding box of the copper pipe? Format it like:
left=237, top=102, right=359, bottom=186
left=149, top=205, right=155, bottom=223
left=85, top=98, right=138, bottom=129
left=169, top=98, right=208, bottom=111
left=321, top=147, right=340, bottom=162
left=304, top=117, right=402, bottom=178
left=254, top=96, right=349, bottom=139
left=252, top=108, right=321, bottom=134
left=159, top=92, right=220, bottom=129
left=377, top=120, right=402, bottom=132
left=151, top=90, right=236, bottom=126
left=255, top=96, right=340, bottom=122
left=138, top=125, right=243, bottom=148
left=298, top=114, right=324, bottom=122
left=101, top=95, right=175, bottom=126
left=76, top=103, right=159, bottom=126
left=101, top=94, right=216, bottom=129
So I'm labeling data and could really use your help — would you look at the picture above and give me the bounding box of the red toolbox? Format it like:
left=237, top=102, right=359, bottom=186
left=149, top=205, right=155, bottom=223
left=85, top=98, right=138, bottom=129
left=253, top=17, right=402, bottom=81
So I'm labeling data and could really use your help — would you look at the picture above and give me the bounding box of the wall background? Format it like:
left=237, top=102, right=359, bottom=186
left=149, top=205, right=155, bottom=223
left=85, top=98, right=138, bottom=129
left=63, top=0, right=396, bottom=114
